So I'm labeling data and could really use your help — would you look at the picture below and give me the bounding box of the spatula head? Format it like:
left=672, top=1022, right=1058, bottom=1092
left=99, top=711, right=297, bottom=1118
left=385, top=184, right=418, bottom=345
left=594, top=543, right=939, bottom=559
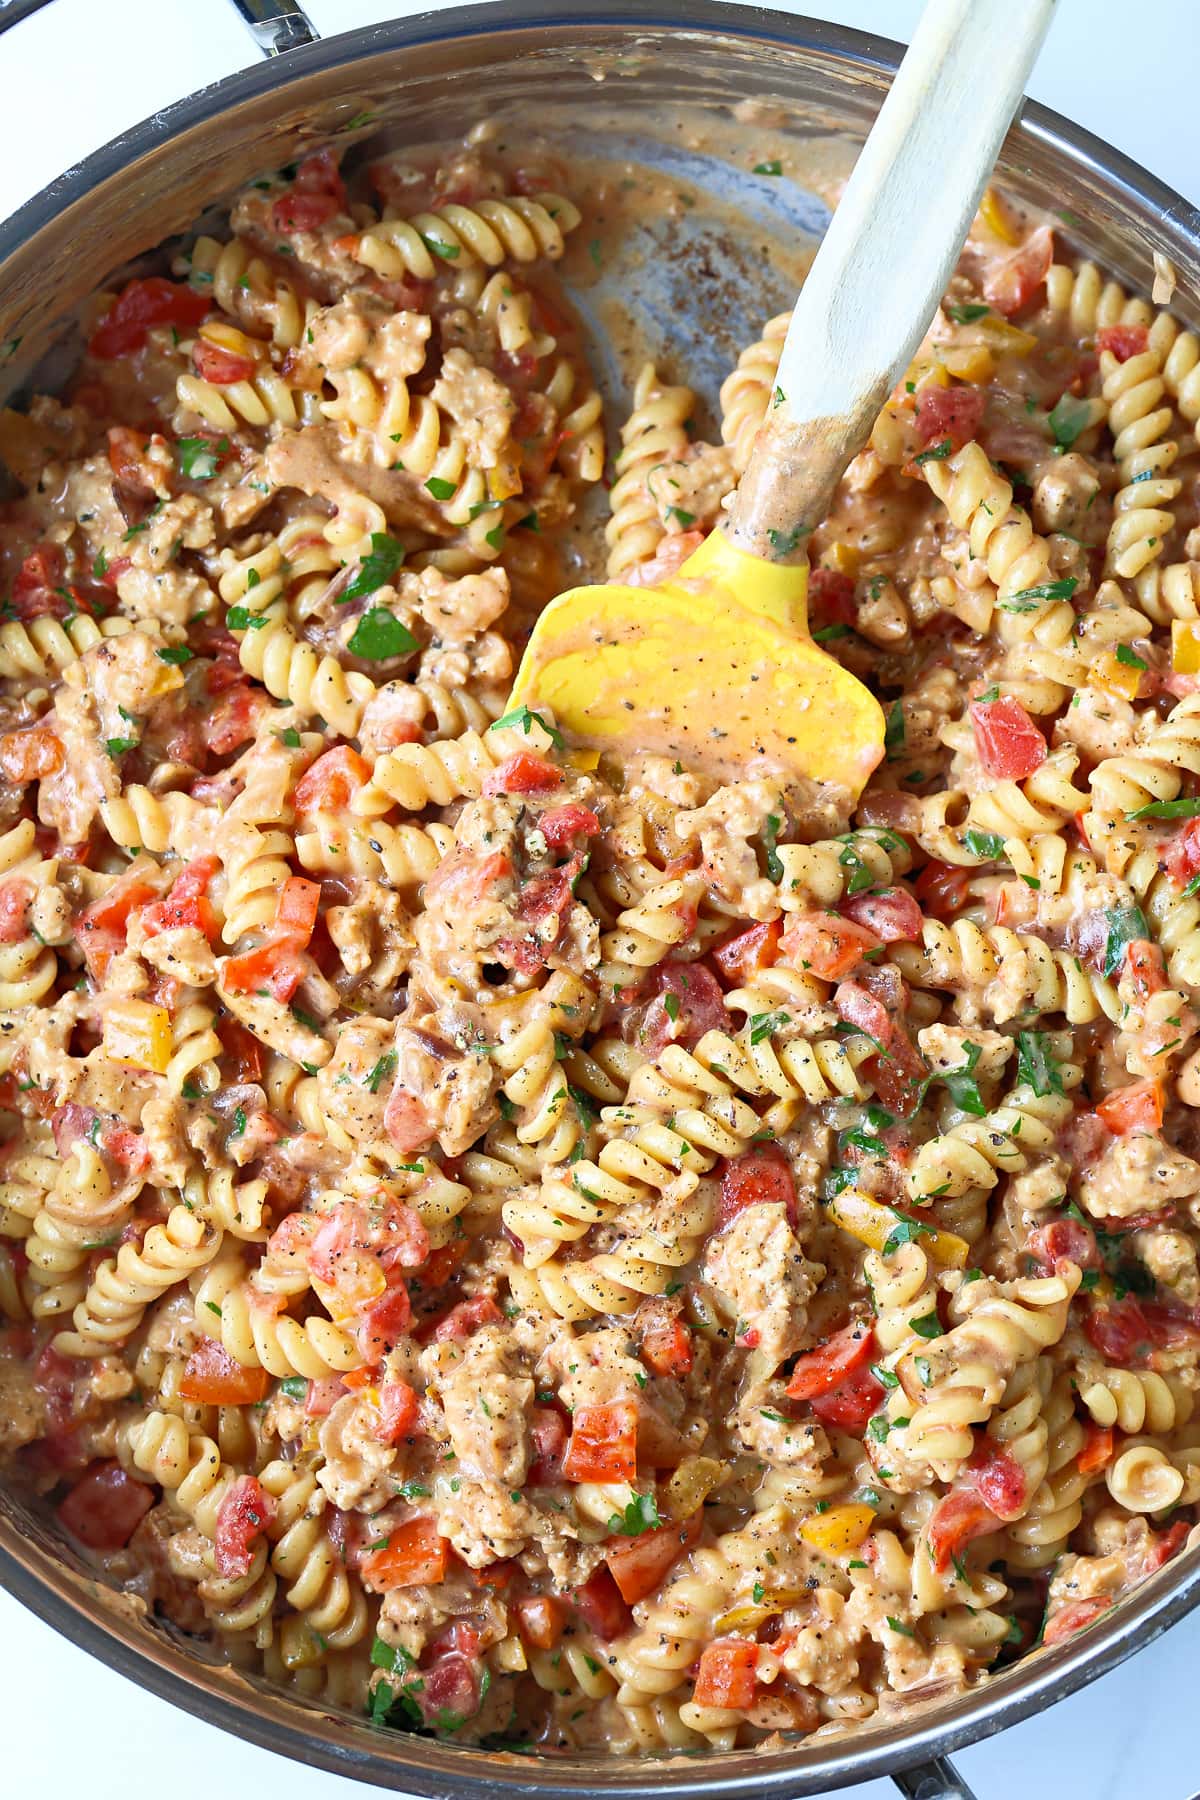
left=508, top=531, right=885, bottom=799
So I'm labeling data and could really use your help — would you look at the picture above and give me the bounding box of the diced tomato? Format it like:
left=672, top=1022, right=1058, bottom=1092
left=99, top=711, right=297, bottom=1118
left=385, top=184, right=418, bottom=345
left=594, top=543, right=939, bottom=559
left=516, top=1594, right=567, bottom=1649
left=273, top=875, right=320, bottom=945
left=89, top=277, right=210, bottom=358
left=1084, top=1296, right=1155, bottom=1364
left=77, top=875, right=159, bottom=981
left=218, top=1018, right=264, bottom=1084
left=572, top=1564, right=632, bottom=1640
left=1060, top=1108, right=1113, bottom=1170
left=361, top=1516, right=447, bottom=1591
left=431, top=1295, right=503, bottom=1342
left=928, top=1488, right=1002, bottom=1573
left=375, top=1379, right=419, bottom=1444
left=1142, top=1519, right=1190, bottom=1574
left=180, top=1338, right=271, bottom=1404
left=0, top=879, right=31, bottom=942
left=303, top=1376, right=345, bottom=1417
left=57, top=1460, right=154, bottom=1550
left=639, top=960, right=728, bottom=1055
left=528, top=1406, right=569, bottom=1484
left=712, top=919, right=783, bottom=984
left=202, top=682, right=272, bottom=756
left=356, top=1281, right=413, bottom=1364
left=1077, top=1422, right=1115, bottom=1475
left=214, top=1474, right=276, bottom=1578
left=982, top=225, right=1054, bottom=318
left=1123, top=939, right=1168, bottom=1002
left=718, top=1143, right=797, bottom=1231
left=294, top=746, right=373, bottom=813
left=563, top=1400, right=639, bottom=1483
left=106, top=425, right=158, bottom=496
left=1096, top=325, right=1148, bottom=363
left=539, top=804, right=601, bottom=849
left=1026, top=1217, right=1100, bottom=1273
left=914, top=859, right=970, bottom=920
left=12, top=545, right=69, bottom=621
left=98, top=554, right=132, bottom=592
left=914, top=384, right=985, bottom=451
left=274, top=191, right=340, bottom=232
left=193, top=339, right=256, bottom=385
left=835, top=979, right=927, bottom=1114
left=781, top=910, right=881, bottom=979
left=512, top=865, right=576, bottom=934
left=1096, top=1078, right=1164, bottom=1135
left=810, top=1361, right=886, bottom=1432
left=970, top=1444, right=1028, bottom=1522
left=138, top=856, right=219, bottom=944
left=482, top=751, right=563, bottom=796
left=384, top=1080, right=433, bottom=1155
left=1042, top=1595, right=1114, bottom=1647
left=1164, top=818, right=1200, bottom=892
left=0, top=724, right=65, bottom=783
left=841, top=887, right=922, bottom=943
left=606, top=1509, right=702, bottom=1604
left=970, top=697, right=1047, bottom=779
left=220, top=938, right=307, bottom=1003
left=808, top=566, right=857, bottom=625
left=639, top=1313, right=695, bottom=1379
left=693, top=1639, right=758, bottom=1709
left=415, top=1650, right=481, bottom=1726
left=786, top=1321, right=875, bottom=1399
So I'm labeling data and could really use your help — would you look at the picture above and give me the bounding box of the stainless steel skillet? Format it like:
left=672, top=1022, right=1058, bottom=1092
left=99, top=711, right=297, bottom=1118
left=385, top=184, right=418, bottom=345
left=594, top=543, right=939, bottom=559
left=1, top=4, right=1200, bottom=1798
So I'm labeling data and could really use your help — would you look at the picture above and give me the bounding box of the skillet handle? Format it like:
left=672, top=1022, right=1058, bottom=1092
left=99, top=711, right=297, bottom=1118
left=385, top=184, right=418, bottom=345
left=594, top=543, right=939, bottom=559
left=226, top=0, right=319, bottom=55
left=892, top=1754, right=980, bottom=1800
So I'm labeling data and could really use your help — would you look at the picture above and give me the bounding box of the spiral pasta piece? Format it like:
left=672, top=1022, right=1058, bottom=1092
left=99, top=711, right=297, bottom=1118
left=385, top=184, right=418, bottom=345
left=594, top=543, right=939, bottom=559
left=234, top=605, right=375, bottom=737
left=56, top=1205, right=222, bottom=1357
left=605, top=362, right=695, bottom=578
left=718, top=311, right=789, bottom=474
left=356, top=193, right=580, bottom=281
left=1101, top=345, right=1180, bottom=579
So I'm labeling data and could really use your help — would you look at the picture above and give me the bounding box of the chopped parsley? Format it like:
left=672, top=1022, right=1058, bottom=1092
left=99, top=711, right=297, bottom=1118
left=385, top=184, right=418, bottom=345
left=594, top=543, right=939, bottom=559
left=908, top=1311, right=944, bottom=1340
left=754, top=158, right=783, bottom=176
left=884, top=699, right=906, bottom=759
left=177, top=435, right=229, bottom=480
left=156, top=644, right=193, bottom=665
left=882, top=1216, right=935, bottom=1258
left=1103, top=904, right=1150, bottom=978
left=490, top=704, right=564, bottom=748
left=341, top=532, right=405, bottom=604
left=763, top=812, right=784, bottom=881
left=1127, top=796, right=1200, bottom=821
left=913, top=438, right=953, bottom=464
left=963, top=828, right=1006, bottom=861
left=1048, top=391, right=1094, bottom=450
left=1000, top=576, right=1078, bottom=612
left=226, top=605, right=268, bottom=632
left=940, top=1041, right=986, bottom=1116
left=365, top=1051, right=398, bottom=1093
left=607, top=1492, right=662, bottom=1535
left=425, top=475, right=458, bottom=501
left=945, top=302, right=991, bottom=323
left=347, top=607, right=418, bottom=661
left=1016, top=1029, right=1064, bottom=1097
left=749, top=1009, right=791, bottom=1045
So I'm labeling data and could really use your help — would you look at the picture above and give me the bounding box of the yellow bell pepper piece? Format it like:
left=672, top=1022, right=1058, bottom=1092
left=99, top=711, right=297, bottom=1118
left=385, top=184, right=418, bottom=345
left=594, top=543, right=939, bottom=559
left=938, top=344, right=995, bottom=384
left=102, top=999, right=172, bottom=1074
left=971, top=317, right=1037, bottom=355
left=826, top=1185, right=969, bottom=1269
left=979, top=186, right=1021, bottom=246
left=487, top=456, right=523, bottom=503
left=799, top=1503, right=876, bottom=1556
left=1090, top=648, right=1144, bottom=703
left=714, top=1591, right=809, bottom=1633
left=1173, top=620, right=1200, bottom=674
left=903, top=358, right=950, bottom=395
left=822, top=541, right=860, bottom=578
left=199, top=318, right=262, bottom=361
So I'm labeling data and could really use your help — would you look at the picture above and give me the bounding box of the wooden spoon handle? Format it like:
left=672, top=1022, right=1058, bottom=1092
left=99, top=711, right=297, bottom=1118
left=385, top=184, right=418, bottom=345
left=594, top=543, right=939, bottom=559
left=725, top=0, right=1057, bottom=562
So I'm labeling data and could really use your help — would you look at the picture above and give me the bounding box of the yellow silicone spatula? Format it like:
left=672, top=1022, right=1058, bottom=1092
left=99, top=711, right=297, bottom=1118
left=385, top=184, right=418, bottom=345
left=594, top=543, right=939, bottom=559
left=510, top=0, right=1057, bottom=798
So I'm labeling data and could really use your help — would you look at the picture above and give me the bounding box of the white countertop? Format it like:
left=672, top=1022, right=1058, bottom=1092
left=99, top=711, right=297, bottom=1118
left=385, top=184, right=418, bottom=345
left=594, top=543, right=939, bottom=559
left=2, top=2, right=1199, bottom=1796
